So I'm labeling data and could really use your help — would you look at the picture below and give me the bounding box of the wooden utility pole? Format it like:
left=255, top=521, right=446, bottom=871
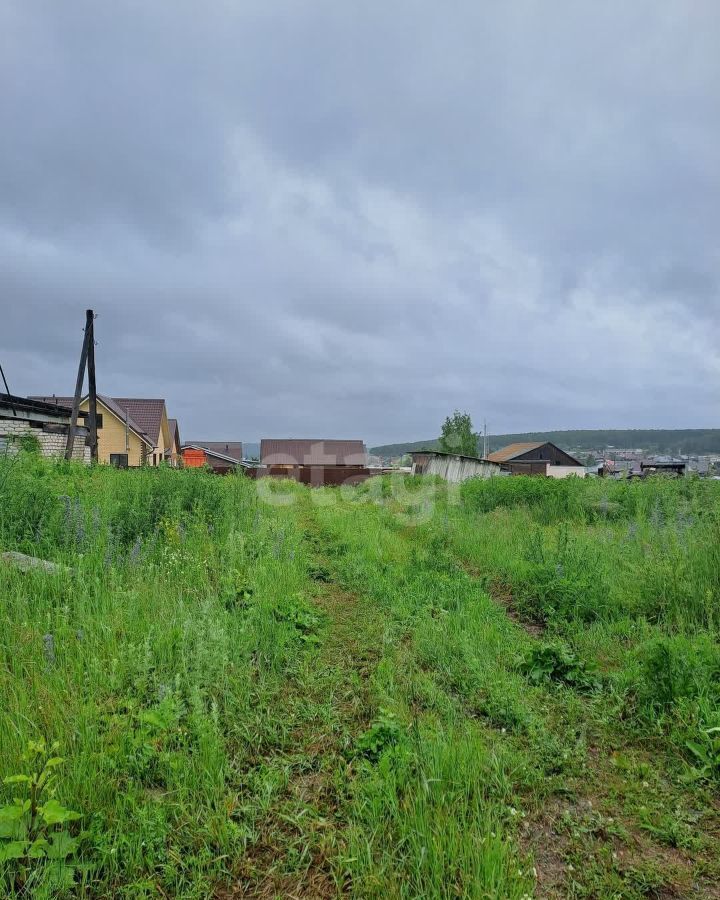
left=86, top=313, right=98, bottom=462
left=65, top=310, right=97, bottom=461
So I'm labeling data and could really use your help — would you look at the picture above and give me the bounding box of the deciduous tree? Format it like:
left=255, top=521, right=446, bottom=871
left=438, top=410, right=478, bottom=456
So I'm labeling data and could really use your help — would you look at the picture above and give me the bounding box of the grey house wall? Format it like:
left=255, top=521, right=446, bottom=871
left=0, top=417, right=90, bottom=462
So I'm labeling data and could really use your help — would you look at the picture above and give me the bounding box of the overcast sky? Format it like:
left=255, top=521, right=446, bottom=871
left=1, top=2, right=718, bottom=446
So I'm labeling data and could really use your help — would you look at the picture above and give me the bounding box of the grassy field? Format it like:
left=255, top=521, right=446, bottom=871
left=1, top=451, right=719, bottom=898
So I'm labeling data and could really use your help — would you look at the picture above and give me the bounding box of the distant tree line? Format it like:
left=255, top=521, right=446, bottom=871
left=372, top=429, right=720, bottom=459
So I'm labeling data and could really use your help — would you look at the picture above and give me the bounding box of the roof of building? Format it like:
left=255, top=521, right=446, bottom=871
left=184, top=441, right=243, bottom=462
left=486, top=442, right=546, bottom=463
left=641, top=460, right=686, bottom=468
left=112, top=399, right=166, bottom=445
left=168, top=418, right=181, bottom=450
left=409, top=449, right=499, bottom=464
left=261, top=439, right=367, bottom=466
left=29, top=395, right=77, bottom=412
left=2, top=393, right=85, bottom=421
left=182, top=443, right=244, bottom=465
left=30, top=394, right=153, bottom=446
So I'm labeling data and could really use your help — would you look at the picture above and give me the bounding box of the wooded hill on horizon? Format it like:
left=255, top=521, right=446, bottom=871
left=371, top=429, right=720, bottom=459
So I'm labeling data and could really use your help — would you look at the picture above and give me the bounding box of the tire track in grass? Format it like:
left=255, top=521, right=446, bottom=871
left=458, top=558, right=544, bottom=638
left=218, top=492, right=384, bottom=899
left=309, top=499, right=538, bottom=899
left=448, top=527, right=720, bottom=899
left=314, top=493, right=718, bottom=899
left=383, top=487, right=720, bottom=899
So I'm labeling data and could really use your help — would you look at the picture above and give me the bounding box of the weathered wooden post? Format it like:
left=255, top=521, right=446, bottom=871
left=87, top=312, right=98, bottom=462
left=64, top=309, right=94, bottom=461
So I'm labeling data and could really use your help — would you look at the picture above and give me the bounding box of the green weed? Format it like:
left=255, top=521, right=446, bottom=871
left=0, top=740, right=84, bottom=896
left=521, top=642, right=601, bottom=691
left=355, top=709, right=407, bottom=762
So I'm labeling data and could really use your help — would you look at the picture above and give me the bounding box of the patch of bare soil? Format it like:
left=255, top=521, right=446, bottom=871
left=518, top=795, right=578, bottom=899
left=519, top=771, right=720, bottom=900
left=216, top=860, right=337, bottom=900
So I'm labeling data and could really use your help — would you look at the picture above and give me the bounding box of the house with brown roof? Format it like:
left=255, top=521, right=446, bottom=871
left=166, top=419, right=182, bottom=466
left=112, top=399, right=173, bottom=467
left=486, top=441, right=585, bottom=477
left=261, top=439, right=366, bottom=467
left=30, top=395, right=176, bottom=468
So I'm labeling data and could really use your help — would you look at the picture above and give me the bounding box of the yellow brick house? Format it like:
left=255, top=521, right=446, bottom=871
left=112, top=398, right=173, bottom=467
left=166, top=418, right=182, bottom=466
left=31, top=395, right=176, bottom=467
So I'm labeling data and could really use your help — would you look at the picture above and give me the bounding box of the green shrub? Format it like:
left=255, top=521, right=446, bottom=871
left=521, top=642, right=601, bottom=691
left=636, top=635, right=720, bottom=713
left=461, top=475, right=587, bottom=524
left=637, top=511, right=720, bottom=630
left=16, top=434, right=41, bottom=455
left=515, top=525, right=611, bottom=623
left=272, top=593, right=324, bottom=644
left=356, top=709, right=407, bottom=762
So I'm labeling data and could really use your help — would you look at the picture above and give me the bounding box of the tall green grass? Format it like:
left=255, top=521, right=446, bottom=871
left=454, top=473, right=720, bottom=629
left=1, top=455, right=718, bottom=898
left=0, top=453, right=317, bottom=897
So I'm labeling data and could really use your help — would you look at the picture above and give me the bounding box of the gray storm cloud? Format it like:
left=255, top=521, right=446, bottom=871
left=1, top=0, right=718, bottom=444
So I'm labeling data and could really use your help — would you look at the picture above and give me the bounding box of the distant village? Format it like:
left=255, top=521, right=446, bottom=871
left=375, top=446, right=720, bottom=480
left=573, top=448, right=719, bottom=479
left=2, top=390, right=718, bottom=485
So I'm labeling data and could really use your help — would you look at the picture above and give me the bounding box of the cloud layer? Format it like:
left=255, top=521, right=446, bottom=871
left=1, top=1, right=718, bottom=444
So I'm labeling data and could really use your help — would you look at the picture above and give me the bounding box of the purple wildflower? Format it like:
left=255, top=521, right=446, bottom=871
left=43, top=633, right=56, bottom=667
left=129, top=537, right=143, bottom=565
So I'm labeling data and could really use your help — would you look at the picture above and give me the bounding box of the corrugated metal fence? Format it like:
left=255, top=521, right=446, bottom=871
left=423, top=455, right=501, bottom=483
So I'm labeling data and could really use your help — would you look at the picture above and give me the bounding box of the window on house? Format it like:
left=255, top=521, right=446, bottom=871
left=95, top=414, right=103, bottom=429
left=110, top=453, right=128, bottom=469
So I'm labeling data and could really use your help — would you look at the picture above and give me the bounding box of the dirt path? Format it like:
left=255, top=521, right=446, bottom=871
left=457, top=557, right=544, bottom=638
left=454, top=549, right=720, bottom=899
left=218, top=506, right=383, bottom=899
left=220, top=498, right=720, bottom=899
